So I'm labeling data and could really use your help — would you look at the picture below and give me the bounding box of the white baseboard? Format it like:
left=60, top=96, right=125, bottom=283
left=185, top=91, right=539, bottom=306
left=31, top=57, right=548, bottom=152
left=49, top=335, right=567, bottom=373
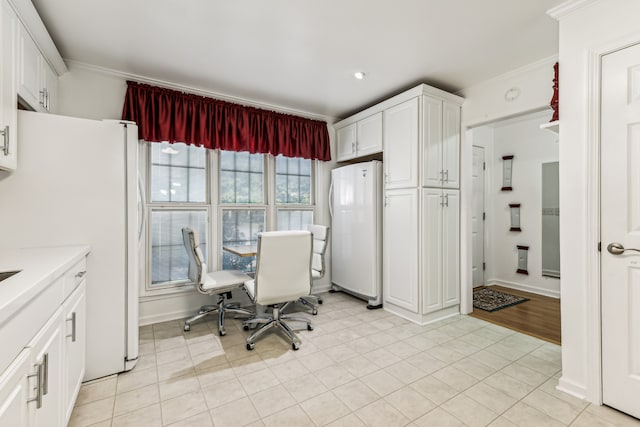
left=486, top=280, right=560, bottom=299
left=557, top=376, right=588, bottom=401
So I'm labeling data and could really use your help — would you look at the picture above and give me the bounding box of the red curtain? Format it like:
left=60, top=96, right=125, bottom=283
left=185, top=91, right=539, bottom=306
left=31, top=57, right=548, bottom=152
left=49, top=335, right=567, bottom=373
left=122, top=81, right=331, bottom=161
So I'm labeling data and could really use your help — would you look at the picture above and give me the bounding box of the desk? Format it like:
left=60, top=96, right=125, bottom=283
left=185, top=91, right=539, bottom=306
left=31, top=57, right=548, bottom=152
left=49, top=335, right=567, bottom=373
left=223, top=245, right=257, bottom=257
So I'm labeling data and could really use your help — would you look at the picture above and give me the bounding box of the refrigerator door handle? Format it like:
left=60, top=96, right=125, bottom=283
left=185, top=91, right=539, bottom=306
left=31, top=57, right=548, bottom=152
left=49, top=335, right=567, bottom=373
left=328, top=180, right=334, bottom=219
left=138, top=175, right=146, bottom=241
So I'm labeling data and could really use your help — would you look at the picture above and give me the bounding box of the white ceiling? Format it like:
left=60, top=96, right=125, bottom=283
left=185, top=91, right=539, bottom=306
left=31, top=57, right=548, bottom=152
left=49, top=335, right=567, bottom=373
left=32, top=0, right=563, bottom=119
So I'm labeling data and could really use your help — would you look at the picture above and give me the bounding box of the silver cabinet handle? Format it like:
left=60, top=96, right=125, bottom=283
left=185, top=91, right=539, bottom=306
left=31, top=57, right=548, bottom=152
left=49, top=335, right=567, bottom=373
left=607, top=243, right=640, bottom=255
left=75, top=271, right=86, bottom=278
left=66, top=312, right=77, bottom=342
left=0, top=126, right=9, bottom=155
left=440, top=194, right=449, bottom=207
left=39, top=89, right=46, bottom=107
left=444, top=170, right=449, bottom=182
left=27, top=362, right=43, bottom=408
left=351, top=142, right=355, bottom=153
left=384, top=172, right=389, bottom=183
left=41, top=353, right=48, bottom=395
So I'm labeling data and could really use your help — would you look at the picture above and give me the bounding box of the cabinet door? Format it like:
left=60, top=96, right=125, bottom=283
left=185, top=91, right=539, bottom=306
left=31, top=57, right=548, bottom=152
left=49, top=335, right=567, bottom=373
left=336, top=123, right=356, bottom=161
left=356, top=112, right=382, bottom=157
left=383, top=188, right=419, bottom=312
left=422, top=188, right=443, bottom=314
left=442, top=103, right=461, bottom=189
left=0, top=0, right=18, bottom=171
left=383, top=97, right=419, bottom=189
left=422, top=96, right=443, bottom=188
left=62, top=281, right=86, bottom=426
left=42, top=61, right=57, bottom=113
left=17, top=25, right=42, bottom=111
left=442, top=189, right=460, bottom=307
left=29, top=307, right=64, bottom=427
left=0, top=349, right=32, bottom=427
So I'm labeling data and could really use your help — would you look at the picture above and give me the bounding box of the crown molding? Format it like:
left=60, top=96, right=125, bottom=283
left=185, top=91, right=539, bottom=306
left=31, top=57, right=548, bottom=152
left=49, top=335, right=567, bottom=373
left=64, top=60, right=337, bottom=124
left=547, top=0, right=601, bottom=20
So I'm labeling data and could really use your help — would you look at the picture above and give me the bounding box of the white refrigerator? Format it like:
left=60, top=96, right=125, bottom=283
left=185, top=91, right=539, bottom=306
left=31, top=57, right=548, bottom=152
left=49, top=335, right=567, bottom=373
left=330, top=161, right=383, bottom=308
left=0, top=111, right=139, bottom=380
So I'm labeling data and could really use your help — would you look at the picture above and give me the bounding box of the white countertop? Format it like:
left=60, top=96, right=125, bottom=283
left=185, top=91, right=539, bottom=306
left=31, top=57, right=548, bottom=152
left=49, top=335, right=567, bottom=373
left=0, top=245, right=90, bottom=327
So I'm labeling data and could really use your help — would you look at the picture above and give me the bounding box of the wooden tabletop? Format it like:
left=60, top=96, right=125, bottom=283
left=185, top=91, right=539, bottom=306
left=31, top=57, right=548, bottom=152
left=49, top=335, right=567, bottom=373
left=222, top=245, right=258, bottom=257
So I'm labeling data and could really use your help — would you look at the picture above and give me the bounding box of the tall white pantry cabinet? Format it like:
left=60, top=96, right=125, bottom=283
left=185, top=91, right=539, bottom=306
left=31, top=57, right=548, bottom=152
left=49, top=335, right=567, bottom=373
left=334, top=84, right=463, bottom=325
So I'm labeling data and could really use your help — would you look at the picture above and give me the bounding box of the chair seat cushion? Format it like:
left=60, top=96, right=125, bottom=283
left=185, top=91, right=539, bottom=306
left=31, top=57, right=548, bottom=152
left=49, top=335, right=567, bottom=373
left=202, top=270, right=252, bottom=293
left=311, top=269, right=322, bottom=279
left=244, top=279, right=256, bottom=300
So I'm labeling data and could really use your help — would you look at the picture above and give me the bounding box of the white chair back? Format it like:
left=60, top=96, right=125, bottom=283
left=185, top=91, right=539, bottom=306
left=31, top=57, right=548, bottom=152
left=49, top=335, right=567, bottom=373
left=253, top=230, right=313, bottom=306
left=182, top=227, right=206, bottom=287
left=307, top=224, right=329, bottom=279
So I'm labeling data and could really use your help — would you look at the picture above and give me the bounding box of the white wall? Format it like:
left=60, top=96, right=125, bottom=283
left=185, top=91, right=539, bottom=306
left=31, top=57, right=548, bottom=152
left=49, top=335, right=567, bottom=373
left=459, top=56, right=558, bottom=314
left=550, top=0, right=640, bottom=403
left=56, top=63, right=337, bottom=325
left=477, top=111, right=560, bottom=298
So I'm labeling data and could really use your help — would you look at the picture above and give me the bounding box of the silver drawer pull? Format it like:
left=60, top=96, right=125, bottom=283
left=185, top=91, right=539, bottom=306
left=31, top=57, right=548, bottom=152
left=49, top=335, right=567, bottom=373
left=66, top=312, right=77, bottom=342
left=27, top=363, right=43, bottom=408
left=75, top=271, right=86, bottom=278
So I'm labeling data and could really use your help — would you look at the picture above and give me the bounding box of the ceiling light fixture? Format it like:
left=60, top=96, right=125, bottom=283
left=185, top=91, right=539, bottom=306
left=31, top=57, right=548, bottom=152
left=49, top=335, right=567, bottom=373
left=354, top=71, right=366, bottom=80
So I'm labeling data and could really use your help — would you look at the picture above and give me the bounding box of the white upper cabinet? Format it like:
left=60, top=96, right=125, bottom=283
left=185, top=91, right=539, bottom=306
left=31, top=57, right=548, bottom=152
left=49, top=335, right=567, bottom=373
left=335, top=112, right=382, bottom=162
left=17, top=24, right=57, bottom=113
left=383, top=97, right=419, bottom=189
left=422, top=97, right=461, bottom=189
left=0, top=0, right=18, bottom=171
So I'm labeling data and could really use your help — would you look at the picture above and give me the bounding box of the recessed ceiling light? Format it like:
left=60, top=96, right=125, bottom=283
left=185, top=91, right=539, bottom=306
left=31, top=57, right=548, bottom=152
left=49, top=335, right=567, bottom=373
left=354, top=71, right=366, bottom=80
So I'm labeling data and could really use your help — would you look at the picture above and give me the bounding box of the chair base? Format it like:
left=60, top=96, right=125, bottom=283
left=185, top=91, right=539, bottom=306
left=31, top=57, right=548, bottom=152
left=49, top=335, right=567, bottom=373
left=243, top=304, right=312, bottom=350
left=184, top=295, right=253, bottom=336
left=297, top=294, right=322, bottom=315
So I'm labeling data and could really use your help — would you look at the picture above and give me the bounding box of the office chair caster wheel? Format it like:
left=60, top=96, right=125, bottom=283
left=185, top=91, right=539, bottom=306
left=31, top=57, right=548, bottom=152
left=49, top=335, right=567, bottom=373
left=292, top=342, right=300, bottom=351
left=307, top=324, right=313, bottom=331
left=246, top=343, right=255, bottom=350
left=312, top=308, right=318, bottom=315
left=318, top=299, right=323, bottom=304
left=219, top=330, right=226, bottom=337
left=183, top=324, right=191, bottom=332
left=243, top=325, right=249, bottom=331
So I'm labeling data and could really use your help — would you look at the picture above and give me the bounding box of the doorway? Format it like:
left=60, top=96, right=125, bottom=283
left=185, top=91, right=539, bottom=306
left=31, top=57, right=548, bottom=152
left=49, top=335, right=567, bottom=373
left=467, top=110, right=561, bottom=344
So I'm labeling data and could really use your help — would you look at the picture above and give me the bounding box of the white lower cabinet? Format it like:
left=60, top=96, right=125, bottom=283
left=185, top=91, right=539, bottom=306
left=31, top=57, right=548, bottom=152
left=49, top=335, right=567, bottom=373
left=62, top=281, right=86, bottom=425
left=383, top=188, right=420, bottom=312
left=0, top=256, right=87, bottom=427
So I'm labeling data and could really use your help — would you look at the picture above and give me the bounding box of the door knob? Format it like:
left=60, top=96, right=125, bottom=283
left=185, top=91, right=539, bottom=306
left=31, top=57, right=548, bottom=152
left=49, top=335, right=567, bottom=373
left=607, top=242, right=640, bottom=255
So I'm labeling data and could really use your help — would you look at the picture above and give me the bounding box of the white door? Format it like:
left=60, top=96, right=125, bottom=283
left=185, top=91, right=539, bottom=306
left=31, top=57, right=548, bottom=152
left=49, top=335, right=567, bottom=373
left=472, top=145, right=485, bottom=287
left=442, top=189, right=460, bottom=307
left=422, top=188, right=443, bottom=314
left=442, top=103, right=461, bottom=189
left=336, top=123, right=356, bottom=162
left=422, top=96, right=443, bottom=188
left=383, top=97, right=419, bottom=189
left=356, top=112, right=383, bottom=156
left=601, top=42, right=640, bottom=419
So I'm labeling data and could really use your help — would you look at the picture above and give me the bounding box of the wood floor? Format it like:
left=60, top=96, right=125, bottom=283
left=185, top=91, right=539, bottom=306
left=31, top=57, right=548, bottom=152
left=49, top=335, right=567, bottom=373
left=469, top=285, right=561, bottom=345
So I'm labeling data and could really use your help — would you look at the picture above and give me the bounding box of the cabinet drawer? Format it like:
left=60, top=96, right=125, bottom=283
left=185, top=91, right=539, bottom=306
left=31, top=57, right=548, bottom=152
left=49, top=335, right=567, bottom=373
left=64, top=257, right=86, bottom=297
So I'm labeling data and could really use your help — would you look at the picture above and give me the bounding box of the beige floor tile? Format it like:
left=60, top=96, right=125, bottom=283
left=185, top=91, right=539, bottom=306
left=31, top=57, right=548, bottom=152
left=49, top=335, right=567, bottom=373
left=190, top=351, right=228, bottom=372
left=69, top=397, right=115, bottom=427
left=406, top=334, right=439, bottom=351
left=258, top=347, right=297, bottom=367
left=384, top=340, right=422, bottom=359
left=383, top=360, right=428, bottom=384
left=210, top=396, right=260, bottom=427
left=136, top=353, right=157, bottom=371
left=487, top=416, right=518, bottom=426
left=111, top=402, right=162, bottom=427
left=196, top=361, right=235, bottom=387
left=569, top=409, right=611, bottom=427
left=473, top=349, right=512, bottom=370
left=530, top=343, right=562, bottom=364
left=356, top=399, right=410, bottom=427
left=584, top=404, right=640, bottom=426
left=333, top=379, right=380, bottom=411
left=367, top=331, right=399, bottom=347
left=458, top=331, right=497, bottom=349
left=299, top=391, right=350, bottom=425
left=484, top=371, right=535, bottom=400
left=156, top=346, right=191, bottom=367
left=326, top=413, right=367, bottom=427
left=522, top=389, right=583, bottom=424
left=201, top=377, right=247, bottom=409
left=282, top=372, right=328, bottom=403
left=405, top=351, right=448, bottom=374
left=231, top=354, right=269, bottom=377
left=485, top=341, right=531, bottom=362
left=517, top=353, right=561, bottom=376
left=157, top=358, right=196, bottom=382
left=347, top=336, right=379, bottom=354
left=501, top=362, right=551, bottom=387
left=537, top=378, right=589, bottom=411
left=161, top=390, right=208, bottom=425
left=117, top=366, right=159, bottom=394
left=409, top=375, right=458, bottom=405
left=315, top=364, right=356, bottom=389
left=441, top=393, right=499, bottom=427
left=238, top=367, right=281, bottom=395
left=297, top=350, right=334, bottom=372
left=432, top=365, right=479, bottom=392
left=249, top=384, right=297, bottom=418
left=154, top=335, right=187, bottom=353
left=269, top=358, right=309, bottom=382
left=86, top=420, right=111, bottom=427
left=426, top=345, right=466, bottom=364
left=113, top=383, right=159, bottom=416
left=262, top=404, right=315, bottom=427
left=452, top=357, right=497, bottom=380
left=159, top=372, right=201, bottom=401
left=413, top=407, right=466, bottom=427
left=502, top=402, right=565, bottom=427
left=364, top=348, right=403, bottom=368
left=341, top=354, right=380, bottom=377
left=384, top=386, right=436, bottom=420
left=75, top=377, right=117, bottom=406
left=167, top=411, right=213, bottom=427
left=361, top=370, right=404, bottom=396
left=463, top=381, right=518, bottom=414
left=188, top=337, right=223, bottom=357
left=324, top=343, right=359, bottom=362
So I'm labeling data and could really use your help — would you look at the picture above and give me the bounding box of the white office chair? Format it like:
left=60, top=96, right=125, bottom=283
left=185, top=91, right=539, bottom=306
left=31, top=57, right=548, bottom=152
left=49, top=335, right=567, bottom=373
left=182, top=227, right=253, bottom=336
left=297, top=224, right=329, bottom=315
left=243, top=231, right=314, bottom=350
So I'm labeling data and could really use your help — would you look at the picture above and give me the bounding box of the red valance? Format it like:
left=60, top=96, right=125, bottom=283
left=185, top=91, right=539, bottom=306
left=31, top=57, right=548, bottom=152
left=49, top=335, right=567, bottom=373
left=121, top=81, right=331, bottom=161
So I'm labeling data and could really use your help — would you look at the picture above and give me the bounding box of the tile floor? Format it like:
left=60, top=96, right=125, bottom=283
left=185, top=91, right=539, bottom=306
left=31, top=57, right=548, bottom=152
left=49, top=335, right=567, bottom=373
left=69, top=292, right=640, bottom=427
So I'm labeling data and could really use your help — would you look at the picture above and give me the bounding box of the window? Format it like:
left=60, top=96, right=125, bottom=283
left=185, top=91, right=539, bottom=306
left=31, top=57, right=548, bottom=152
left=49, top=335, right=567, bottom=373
left=275, top=155, right=314, bottom=231
left=220, top=151, right=264, bottom=204
left=148, top=142, right=208, bottom=289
